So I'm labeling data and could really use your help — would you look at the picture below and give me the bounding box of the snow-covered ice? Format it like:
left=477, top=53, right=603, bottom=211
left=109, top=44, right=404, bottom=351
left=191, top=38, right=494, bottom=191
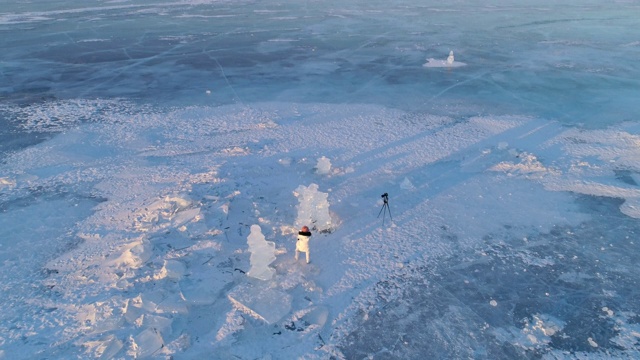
left=1, top=1, right=640, bottom=359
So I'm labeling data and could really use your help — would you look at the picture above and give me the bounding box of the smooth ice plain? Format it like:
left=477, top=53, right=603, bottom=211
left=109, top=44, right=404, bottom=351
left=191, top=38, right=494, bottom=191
left=1, top=1, right=640, bottom=359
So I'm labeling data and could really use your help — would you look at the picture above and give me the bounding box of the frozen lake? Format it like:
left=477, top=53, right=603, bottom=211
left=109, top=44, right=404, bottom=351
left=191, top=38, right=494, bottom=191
left=3, top=1, right=639, bottom=125
left=1, top=1, right=639, bottom=359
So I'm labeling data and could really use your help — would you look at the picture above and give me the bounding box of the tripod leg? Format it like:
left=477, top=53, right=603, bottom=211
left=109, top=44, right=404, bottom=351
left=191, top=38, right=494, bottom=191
left=382, top=203, right=389, bottom=225
left=378, top=204, right=385, bottom=218
left=386, top=204, right=392, bottom=221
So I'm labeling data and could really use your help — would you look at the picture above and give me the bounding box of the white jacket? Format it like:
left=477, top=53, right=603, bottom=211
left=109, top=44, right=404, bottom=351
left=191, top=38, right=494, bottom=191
left=296, top=231, right=311, bottom=252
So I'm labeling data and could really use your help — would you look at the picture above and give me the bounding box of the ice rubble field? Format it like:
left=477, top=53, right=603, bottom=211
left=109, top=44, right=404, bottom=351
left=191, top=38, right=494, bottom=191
left=0, top=100, right=639, bottom=359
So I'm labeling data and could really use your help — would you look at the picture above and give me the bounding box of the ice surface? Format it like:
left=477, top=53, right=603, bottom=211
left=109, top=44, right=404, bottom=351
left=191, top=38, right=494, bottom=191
left=246, top=224, right=277, bottom=281
left=2, top=1, right=640, bottom=359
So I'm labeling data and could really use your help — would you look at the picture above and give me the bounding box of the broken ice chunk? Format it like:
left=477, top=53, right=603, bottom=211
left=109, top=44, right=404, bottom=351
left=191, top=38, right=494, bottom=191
left=228, top=283, right=292, bottom=324
left=133, top=328, right=164, bottom=358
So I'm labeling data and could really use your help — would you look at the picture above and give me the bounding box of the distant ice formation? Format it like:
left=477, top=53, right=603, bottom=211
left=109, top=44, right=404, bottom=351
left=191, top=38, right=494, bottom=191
left=423, top=50, right=467, bottom=68
left=315, top=156, right=332, bottom=175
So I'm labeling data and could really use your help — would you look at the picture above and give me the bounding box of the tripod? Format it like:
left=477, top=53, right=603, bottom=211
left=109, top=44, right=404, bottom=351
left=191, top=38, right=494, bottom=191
left=378, top=193, right=392, bottom=225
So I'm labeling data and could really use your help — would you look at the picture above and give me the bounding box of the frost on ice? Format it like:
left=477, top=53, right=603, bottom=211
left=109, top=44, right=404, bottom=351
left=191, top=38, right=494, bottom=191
left=293, top=183, right=333, bottom=233
left=246, top=224, right=276, bottom=281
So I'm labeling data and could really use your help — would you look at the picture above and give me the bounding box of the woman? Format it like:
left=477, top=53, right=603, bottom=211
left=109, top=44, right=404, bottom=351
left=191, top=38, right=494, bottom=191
left=295, top=225, right=312, bottom=264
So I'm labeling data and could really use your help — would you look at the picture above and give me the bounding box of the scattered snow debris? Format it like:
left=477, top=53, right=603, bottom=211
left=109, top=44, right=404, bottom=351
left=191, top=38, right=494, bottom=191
left=315, top=156, right=332, bottom=175
left=490, top=300, right=498, bottom=307
left=609, top=311, right=640, bottom=350
left=133, top=194, right=203, bottom=233
left=490, top=152, right=551, bottom=175
left=588, top=337, right=599, bottom=348
left=602, top=307, right=614, bottom=317
left=494, top=314, right=565, bottom=351
left=222, top=146, right=250, bottom=155
left=246, top=224, right=277, bottom=281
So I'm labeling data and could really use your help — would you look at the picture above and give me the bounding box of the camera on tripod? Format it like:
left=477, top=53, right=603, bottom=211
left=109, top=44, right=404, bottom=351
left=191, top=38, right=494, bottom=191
left=378, top=192, right=391, bottom=225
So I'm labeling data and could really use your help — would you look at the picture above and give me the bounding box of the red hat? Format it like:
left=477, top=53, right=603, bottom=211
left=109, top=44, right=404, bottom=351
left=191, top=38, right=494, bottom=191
left=301, top=226, right=309, bottom=232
